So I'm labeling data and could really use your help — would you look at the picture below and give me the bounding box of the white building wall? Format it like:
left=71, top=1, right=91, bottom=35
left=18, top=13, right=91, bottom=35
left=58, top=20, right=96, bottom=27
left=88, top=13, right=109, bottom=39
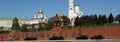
left=0, top=20, right=12, bottom=30
left=0, top=19, right=28, bottom=31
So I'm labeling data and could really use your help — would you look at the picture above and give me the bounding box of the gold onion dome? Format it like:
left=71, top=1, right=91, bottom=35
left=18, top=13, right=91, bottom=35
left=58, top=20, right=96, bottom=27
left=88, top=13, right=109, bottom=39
left=38, top=9, right=43, bottom=14
left=60, top=14, right=64, bottom=17
left=59, top=13, right=64, bottom=18
left=75, top=3, right=79, bottom=6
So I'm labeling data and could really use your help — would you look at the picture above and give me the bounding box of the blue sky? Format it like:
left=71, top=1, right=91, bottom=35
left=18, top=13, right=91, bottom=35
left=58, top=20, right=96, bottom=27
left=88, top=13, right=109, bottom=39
left=0, top=0, right=120, bottom=19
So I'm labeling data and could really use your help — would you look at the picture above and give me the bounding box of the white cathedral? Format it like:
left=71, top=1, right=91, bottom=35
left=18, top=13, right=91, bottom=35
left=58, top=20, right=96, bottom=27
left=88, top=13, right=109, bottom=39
left=68, top=0, right=83, bottom=26
left=29, top=9, right=48, bottom=24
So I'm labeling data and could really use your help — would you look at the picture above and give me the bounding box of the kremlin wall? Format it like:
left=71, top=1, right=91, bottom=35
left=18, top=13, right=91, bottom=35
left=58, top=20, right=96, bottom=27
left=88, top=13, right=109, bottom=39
left=0, top=25, right=120, bottom=40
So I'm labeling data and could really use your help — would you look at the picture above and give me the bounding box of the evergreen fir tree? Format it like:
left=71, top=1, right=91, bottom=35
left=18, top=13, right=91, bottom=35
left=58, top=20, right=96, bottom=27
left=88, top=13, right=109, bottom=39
left=108, top=13, right=114, bottom=23
left=11, top=17, right=21, bottom=30
left=95, top=14, right=98, bottom=24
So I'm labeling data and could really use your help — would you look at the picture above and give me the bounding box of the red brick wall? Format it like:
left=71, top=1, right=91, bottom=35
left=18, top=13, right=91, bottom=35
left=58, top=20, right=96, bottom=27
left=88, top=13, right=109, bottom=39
left=0, top=26, right=120, bottom=40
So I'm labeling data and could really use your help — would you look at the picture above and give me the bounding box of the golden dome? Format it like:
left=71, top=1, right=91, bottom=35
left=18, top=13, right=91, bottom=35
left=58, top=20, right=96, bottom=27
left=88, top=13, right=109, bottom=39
left=60, top=14, right=64, bottom=17
left=59, top=13, right=64, bottom=18
left=75, top=3, right=79, bottom=6
left=38, top=10, right=43, bottom=14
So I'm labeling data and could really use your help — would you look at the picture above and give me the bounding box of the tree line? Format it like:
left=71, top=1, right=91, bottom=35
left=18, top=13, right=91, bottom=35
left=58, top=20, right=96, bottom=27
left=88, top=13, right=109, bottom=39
left=74, top=13, right=120, bottom=26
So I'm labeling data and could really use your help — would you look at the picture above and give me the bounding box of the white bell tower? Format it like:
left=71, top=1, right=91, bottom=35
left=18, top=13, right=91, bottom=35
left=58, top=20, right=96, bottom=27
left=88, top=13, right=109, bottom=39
left=68, top=0, right=75, bottom=26
left=75, top=3, right=83, bottom=18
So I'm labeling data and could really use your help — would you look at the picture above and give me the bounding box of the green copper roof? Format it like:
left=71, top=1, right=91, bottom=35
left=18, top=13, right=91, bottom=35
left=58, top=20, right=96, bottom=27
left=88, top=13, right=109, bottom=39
left=0, top=17, right=29, bottom=21
left=0, top=17, right=13, bottom=20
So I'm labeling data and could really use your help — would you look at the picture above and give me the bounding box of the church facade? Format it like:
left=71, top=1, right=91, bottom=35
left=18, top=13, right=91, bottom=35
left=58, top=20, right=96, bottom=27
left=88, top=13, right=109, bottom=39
left=29, top=9, right=48, bottom=24
left=23, top=9, right=48, bottom=31
left=68, top=0, right=83, bottom=26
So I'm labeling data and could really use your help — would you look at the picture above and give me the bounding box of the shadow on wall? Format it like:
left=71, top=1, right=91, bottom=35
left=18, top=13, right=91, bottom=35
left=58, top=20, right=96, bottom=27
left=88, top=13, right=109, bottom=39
left=49, top=36, right=64, bottom=40
left=24, top=37, right=37, bottom=40
left=76, top=35, right=105, bottom=40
